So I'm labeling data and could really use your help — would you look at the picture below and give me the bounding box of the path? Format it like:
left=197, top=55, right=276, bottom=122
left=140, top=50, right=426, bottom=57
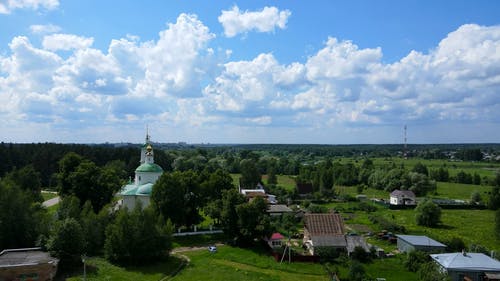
left=42, top=196, right=60, bottom=207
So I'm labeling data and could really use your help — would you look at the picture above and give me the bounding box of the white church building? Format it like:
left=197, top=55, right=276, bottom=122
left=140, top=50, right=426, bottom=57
left=119, top=133, right=163, bottom=210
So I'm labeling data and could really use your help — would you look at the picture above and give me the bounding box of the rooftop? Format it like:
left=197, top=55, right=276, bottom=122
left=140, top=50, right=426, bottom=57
left=390, top=189, right=416, bottom=197
left=397, top=235, right=446, bottom=247
left=0, top=248, right=58, bottom=268
left=305, top=213, right=345, bottom=235
left=135, top=163, right=163, bottom=173
left=431, top=252, right=500, bottom=271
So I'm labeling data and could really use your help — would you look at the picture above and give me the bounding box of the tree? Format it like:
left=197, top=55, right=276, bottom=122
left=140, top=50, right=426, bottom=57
left=240, top=159, right=261, bottom=189
left=4, top=165, right=42, bottom=201
left=220, top=189, right=246, bottom=238
left=235, top=197, right=271, bottom=245
left=496, top=209, right=500, bottom=240
left=348, top=260, right=365, bottom=281
left=412, top=162, right=429, bottom=176
left=404, top=250, right=428, bottom=272
left=415, top=199, right=441, bottom=227
left=47, top=218, right=85, bottom=266
left=152, top=171, right=202, bottom=227
left=0, top=180, right=48, bottom=249
left=57, top=152, right=84, bottom=196
left=489, top=186, right=500, bottom=210
left=470, top=190, right=482, bottom=204
left=80, top=201, right=110, bottom=255
left=200, top=169, right=234, bottom=202
left=104, top=205, right=172, bottom=264
left=417, top=262, right=450, bottom=281
left=407, top=172, right=436, bottom=196
left=445, top=237, right=466, bottom=252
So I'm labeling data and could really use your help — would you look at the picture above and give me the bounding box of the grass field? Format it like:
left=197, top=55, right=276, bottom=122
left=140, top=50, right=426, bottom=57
left=172, top=245, right=330, bottom=281
left=231, top=173, right=296, bottom=191
left=41, top=191, right=58, bottom=201
left=65, top=256, right=183, bottom=281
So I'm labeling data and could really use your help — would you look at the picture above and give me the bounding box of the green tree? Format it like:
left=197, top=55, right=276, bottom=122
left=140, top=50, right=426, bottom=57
left=56, top=195, right=81, bottom=220
left=236, top=197, right=271, bottom=245
left=404, top=250, right=428, bottom=272
left=152, top=171, right=202, bottom=227
left=489, top=186, right=500, bottom=210
left=220, top=189, right=246, bottom=238
left=47, top=218, right=85, bottom=266
left=200, top=169, right=234, bottom=202
left=4, top=165, right=42, bottom=201
left=495, top=209, right=500, bottom=240
left=240, top=159, right=261, bottom=189
left=415, top=199, right=441, bottom=227
left=0, top=181, right=48, bottom=249
left=412, top=162, right=429, bottom=176
left=417, top=262, right=450, bottom=281
left=348, top=260, right=365, bottom=281
left=80, top=201, right=110, bottom=255
left=104, top=205, right=172, bottom=264
left=470, top=190, right=482, bottom=204
left=407, top=172, right=437, bottom=196
left=57, top=152, right=83, bottom=196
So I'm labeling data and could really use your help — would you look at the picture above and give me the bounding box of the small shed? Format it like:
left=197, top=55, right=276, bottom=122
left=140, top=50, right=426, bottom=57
left=397, top=235, right=446, bottom=253
left=0, top=247, right=59, bottom=281
left=267, top=204, right=293, bottom=216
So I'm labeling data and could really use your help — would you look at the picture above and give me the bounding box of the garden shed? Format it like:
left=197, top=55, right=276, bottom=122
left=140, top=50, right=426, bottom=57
left=396, top=235, right=446, bottom=253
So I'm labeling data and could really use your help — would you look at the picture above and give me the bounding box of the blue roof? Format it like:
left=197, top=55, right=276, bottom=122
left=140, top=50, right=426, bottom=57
left=397, top=235, right=446, bottom=247
left=431, top=252, right=500, bottom=271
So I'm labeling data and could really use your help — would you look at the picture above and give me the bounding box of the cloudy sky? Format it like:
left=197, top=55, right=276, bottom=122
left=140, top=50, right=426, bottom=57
left=0, top=0, right=499, bottom=144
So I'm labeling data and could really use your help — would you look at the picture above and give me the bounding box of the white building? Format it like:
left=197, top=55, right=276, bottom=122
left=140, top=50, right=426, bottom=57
left=390, top=189, right=416, bottom=206
left=119, top=133, right=163, bottom=210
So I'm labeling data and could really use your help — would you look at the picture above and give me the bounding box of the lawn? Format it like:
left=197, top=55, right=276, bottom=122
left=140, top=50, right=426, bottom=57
left=41, top=191, right=58, bottom=201
left=65, top=256, right=183, bottom=281
left=172, top=245, right=330, bottom=281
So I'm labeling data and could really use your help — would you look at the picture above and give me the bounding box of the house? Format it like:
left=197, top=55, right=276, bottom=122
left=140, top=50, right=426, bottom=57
left=0, top=247, right=59, bottom=281
left=431, top=252, right=500, bottom=281
left=390, top=189, right=416, bottom=205
left=119, top=132, right=163, bottom=210
left=303, top=213, right=347, bottom=255
left=267, top=232, right=285, bottom=249
left=239, top=183, right=277, bottom=204
left=296, top=183, right=313, bottom=196
left=396, top=235, right=447, bottom=253
left=267, top=204, right=293, bottom=216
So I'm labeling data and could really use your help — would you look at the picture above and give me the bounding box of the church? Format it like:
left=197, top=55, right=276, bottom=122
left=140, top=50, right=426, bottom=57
left=119, top=133, right=163, bottom=210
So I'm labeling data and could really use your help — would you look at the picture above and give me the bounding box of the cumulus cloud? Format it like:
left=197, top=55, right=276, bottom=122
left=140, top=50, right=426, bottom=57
left=218, top=5, right=291, bottom=37
left=42, top=34, right=94, bottom=51
left=0, top=0, right=59, bottom=14
left=30, top=24, right=61, bottom=34
left=1, top=18, right=500, bottom=142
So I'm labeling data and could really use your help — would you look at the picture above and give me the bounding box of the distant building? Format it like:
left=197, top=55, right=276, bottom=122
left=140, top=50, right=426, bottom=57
left=303, top=213, right=347, bottom=255
left=267, top=204, right=293, bottom=216
left=0, top=247, right=58, bottom=281
left=390, top=189, right=416, bottom=206
left=431, top=252, right=500, bottom=281
left=119, top=133, right=163, bottom=210
left=239, top=183, right=277, bottom=204
left=396, top=235, right=446, bottom=253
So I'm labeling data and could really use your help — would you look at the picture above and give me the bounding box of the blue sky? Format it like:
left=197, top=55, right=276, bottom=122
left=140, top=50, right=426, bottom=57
left=0, top=1, right=499, bottom=144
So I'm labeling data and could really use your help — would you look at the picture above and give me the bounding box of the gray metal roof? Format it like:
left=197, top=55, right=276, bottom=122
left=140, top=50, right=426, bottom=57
left=267, top=204, right=293, bottom=213
left=431, top=253, right=500, bottom=271
left=311, top=235, right=347, bottom=247
left=397, top=235, right=446, bottom=247
left=0, top=248, right=58, bottom=268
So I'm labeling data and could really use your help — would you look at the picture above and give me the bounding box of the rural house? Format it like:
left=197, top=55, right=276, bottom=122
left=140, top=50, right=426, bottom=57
left=389, top=189, right=416, bottom=206
left=396, top=235, right=447, bottom=253
left=0, top=248, right=59, bottom=281
left=431, top=252, right=500, bottom=281
left=303, top=213, right=347, bottom=255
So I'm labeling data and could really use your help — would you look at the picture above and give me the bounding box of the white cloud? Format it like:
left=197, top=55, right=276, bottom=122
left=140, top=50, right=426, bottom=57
left=0, top=0, right=59, bottom=14
left=30, top=24, right=61, bottom=34
left=1, top=19, right=500, bottom=142
left=42, top=34, right=94, bottom=51
left=218, top=5, right=291, bottom=37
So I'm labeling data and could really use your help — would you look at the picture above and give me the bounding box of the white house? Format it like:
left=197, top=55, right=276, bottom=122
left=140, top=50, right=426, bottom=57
left=119, top=133, right=163, bottom=210
left=390, top=189, right=416, bottom=206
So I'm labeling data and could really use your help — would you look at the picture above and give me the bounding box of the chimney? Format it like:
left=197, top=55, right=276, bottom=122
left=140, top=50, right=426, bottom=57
left=462, top=249, right=467, bottom=256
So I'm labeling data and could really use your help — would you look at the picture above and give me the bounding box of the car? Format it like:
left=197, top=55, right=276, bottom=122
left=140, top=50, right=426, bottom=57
left=208, top=245, right=217, bottom=252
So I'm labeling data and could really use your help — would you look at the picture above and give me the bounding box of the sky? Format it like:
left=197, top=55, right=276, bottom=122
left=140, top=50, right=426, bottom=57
left=0, top=0, right=499, bottom=144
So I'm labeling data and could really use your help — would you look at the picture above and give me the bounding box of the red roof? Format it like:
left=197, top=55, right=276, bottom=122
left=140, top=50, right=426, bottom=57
left=270, top=233, right=285, bottom=240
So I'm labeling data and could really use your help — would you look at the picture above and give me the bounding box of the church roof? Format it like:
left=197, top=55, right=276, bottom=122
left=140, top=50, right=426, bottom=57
left=120, top=183, right=155, bottom=196
left=135, top=163, right=163, bottom=173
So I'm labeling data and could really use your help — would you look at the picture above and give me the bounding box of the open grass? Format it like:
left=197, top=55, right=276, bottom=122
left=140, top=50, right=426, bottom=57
left=41, top=191, right=58, bottom=201
left=231, top=173, right=297, bottom=191
left=172, top=245, right=330, bottom=281
left=65, top=256, right=183, bottom=281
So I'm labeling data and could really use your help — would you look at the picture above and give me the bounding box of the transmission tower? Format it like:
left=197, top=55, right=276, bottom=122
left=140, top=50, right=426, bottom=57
left=403, top=125, right=408, bottom=159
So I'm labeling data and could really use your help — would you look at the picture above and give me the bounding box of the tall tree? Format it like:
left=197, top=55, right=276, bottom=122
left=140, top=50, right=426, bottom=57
left=152, top=171, right=202, bottom=227
left=415, top=199, right=441, bottom=227
left=235, top=197, right=272, bottom=245
left=220, top=189, right=246, bottom=238
left=239, top=159, right=261, bottom=189
left=46, top=218, right=85, bottom=266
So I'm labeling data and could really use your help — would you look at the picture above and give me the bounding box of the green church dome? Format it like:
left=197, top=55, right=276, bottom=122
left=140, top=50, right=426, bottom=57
left=135, top=163, right=163, bottom=173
